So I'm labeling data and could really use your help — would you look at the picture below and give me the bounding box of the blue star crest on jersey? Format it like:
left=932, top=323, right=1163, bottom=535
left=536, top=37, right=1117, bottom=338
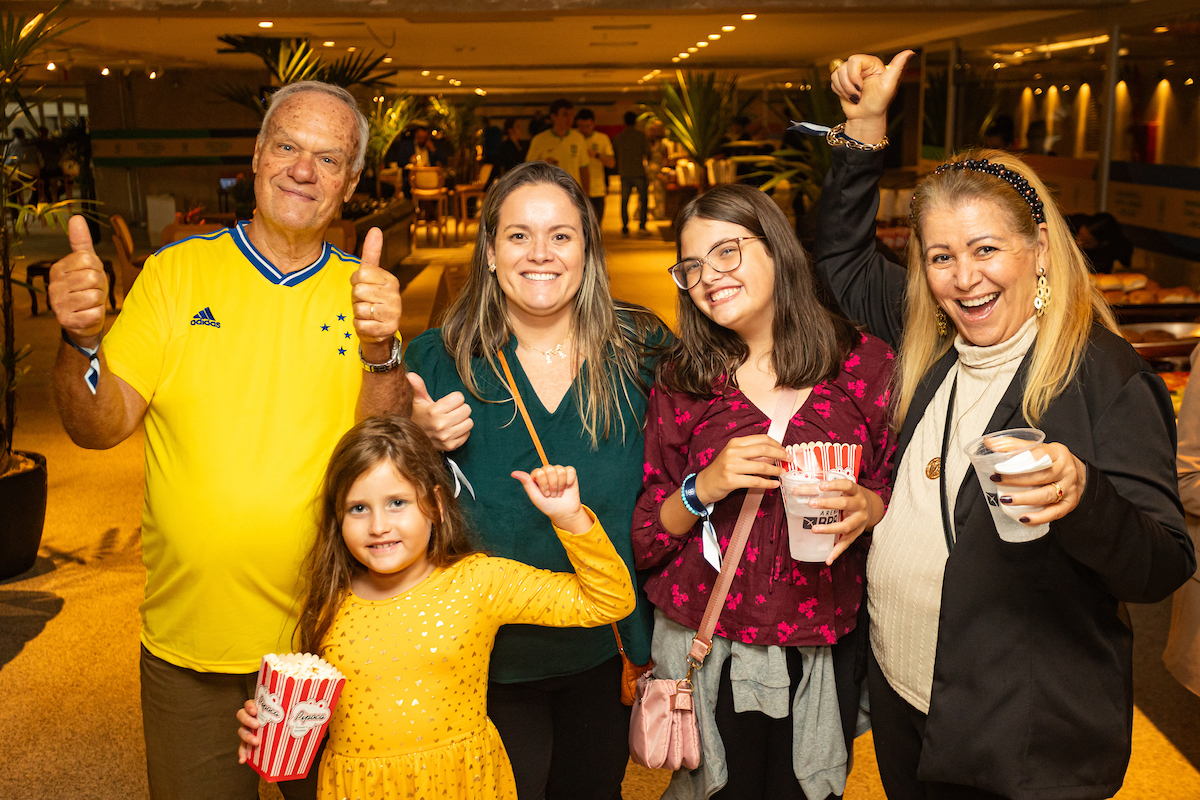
left=322, top=311, right=355, bottom=356
left=190, top=307, right=220, bottom=328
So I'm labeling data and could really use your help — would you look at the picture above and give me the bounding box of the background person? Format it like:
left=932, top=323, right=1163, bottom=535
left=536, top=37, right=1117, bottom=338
left=574, top=108, right=615, bottom=224
left=1166, top=344, right=1200, bottom=698
left=404, top=161, right=667, bottom=800
left=818, top=52, right=1195, bottom=800
left=48, top=81, right=410, bottom=800
left=633, top=184, right=894, bottom=800
left=497, top=117, right=528, bottom=177
left=526, top=98, right=589, bottom=190
left=612, top=111, right=650, bottom=236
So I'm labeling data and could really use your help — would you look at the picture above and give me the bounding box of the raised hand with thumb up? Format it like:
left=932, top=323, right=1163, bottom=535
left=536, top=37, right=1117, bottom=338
left=50, top=215, right=108, bottom=349
left=831, top=50, right=915, bottom=145
left=351, top=227, right=402, bottom=360
left=407, top=372, right=473, bottom=452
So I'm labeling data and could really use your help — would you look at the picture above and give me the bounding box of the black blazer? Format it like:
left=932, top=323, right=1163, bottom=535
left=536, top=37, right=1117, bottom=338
left=816, top=148, right=1197, bottom=800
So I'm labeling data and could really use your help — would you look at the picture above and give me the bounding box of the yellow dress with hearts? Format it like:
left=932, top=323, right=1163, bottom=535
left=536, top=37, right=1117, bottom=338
left=315, top=509, right=634, bottom=800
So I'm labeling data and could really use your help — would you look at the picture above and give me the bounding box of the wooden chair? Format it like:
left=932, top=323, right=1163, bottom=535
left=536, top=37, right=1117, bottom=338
left=323, top=220, right=358, bottom=255
left=160, top=222, right=225, bottom=247
left=111, top=214, right=148, bottom=302
left=454, top=162, right=493, bottom=242
left=410, top=166, right=449, bottom=248
left=427, top=261, right=473, bottom=329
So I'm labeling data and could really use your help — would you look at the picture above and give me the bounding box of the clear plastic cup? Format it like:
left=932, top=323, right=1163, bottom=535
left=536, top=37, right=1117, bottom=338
left=780, top=471, right=842, bottom=562
left=963, top=428, right=1050, bottom=543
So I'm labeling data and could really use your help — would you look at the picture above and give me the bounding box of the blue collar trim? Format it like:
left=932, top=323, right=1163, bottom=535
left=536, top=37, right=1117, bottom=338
left=233, top=221, right=332, bottom=286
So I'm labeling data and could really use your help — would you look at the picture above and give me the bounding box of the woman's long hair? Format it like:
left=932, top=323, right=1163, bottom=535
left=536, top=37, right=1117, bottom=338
left=439, top=161, right=664, bottom=449
left=660, top=183, right=857, bottom=395
left=897, top=148, right=1118, bottom=427
left=295, top=416, right=477, bottom=655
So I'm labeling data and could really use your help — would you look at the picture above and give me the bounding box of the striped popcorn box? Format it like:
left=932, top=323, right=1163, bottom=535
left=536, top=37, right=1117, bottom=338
left=783, top=443, right=823, bottom=479
left=248, top=653, right=346, bottom=782
left=783, top=443, right=863, bottom=483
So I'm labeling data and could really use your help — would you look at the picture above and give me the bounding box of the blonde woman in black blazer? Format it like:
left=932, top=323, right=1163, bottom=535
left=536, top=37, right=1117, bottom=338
left=815, top=52, right=1196, bottom=800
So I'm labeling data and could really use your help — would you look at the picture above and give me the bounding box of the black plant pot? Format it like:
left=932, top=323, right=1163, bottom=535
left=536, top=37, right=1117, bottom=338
left=0, top=451, right=48, bottom=580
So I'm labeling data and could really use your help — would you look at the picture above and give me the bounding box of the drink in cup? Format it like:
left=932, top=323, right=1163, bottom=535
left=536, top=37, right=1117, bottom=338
left=780, top=470, right=842, bottom=562
left=963, top=428, right=1051, bottom=543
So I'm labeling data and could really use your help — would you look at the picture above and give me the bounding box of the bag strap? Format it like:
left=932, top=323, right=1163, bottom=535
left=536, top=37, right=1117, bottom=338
left=497, top=350, right=631, bottom=655
left=686, top=387, right=798, bottom=671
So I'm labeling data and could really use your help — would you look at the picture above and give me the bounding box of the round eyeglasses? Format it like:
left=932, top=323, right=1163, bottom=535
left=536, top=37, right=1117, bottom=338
left=668, top=237, right=765, bottom=290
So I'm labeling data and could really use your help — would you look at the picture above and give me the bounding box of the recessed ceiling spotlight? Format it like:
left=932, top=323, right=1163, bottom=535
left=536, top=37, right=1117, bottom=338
left=741, top=14, right=756, bottom=21
left=652, top=69, right=661, bottom=74
left=1035, top=87, right=1042, bottom=94
left=672, top=57, right=680, bottom=63
left=421, top=70, right=430, bottom=76
left=383, top=57, right=392, bottom=63
left=1034, top=73, right=1042, bottom=79
left=709, top=34, right=722, bottom=40
left=679, top=53, right=690, bottom=58
left=100, top=67, right=109, bottom=75
left=785, top=82, right=792, bottom=88
left=1187, top=78, right=1195, bottom=85
left=697, top=42, right=708, bottom=48
left=149, top=70, right=157, bottom=79
left=475, top=88, right=487, bottom=96
left=637, top=79, right=644, bottom=84
left=258, top=21, right=273, bottom=28
left=436, top=74, right=444, bottom=80
left=1155, top=26, right=1169, bottom=33
left=993, top=62, right=1003, bottom=69
left=347, top=46, right=356, bottom=52
left=1165, top=59, right=1175, bottom=66
left=1063, top=84, right=1070, bottom=90
left=46, top=62, right=55, bottom=70
left=687, top=47, right=698, bottom=53
left=722, top=26, right=735, bottom=32
left=323, top=41, right=335, bottom=47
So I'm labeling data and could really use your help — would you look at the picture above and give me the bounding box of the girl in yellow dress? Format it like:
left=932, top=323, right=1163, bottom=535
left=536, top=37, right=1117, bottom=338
left=235, top=416, right=636, bottom=799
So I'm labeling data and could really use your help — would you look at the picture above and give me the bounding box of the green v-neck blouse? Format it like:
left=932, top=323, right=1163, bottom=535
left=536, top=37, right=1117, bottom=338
left=405, top=321, right=664, bottom=681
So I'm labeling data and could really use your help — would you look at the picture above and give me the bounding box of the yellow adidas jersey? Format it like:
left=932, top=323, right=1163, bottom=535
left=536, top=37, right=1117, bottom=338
left=105, top=222, right=363, bottom=672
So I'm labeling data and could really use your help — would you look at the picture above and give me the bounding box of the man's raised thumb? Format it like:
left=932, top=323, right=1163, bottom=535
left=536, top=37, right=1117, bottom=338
left=67, top=214, right=97, bottom=256
left=406, top=372, right=434, bottom=403
left=359, top=227, right=383, bottom=272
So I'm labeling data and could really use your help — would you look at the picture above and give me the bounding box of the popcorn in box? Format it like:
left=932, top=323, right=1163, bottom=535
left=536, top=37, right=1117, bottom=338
left=247, top=653, right=346, bottom=782
left=783, top=443, right=863, bottom=482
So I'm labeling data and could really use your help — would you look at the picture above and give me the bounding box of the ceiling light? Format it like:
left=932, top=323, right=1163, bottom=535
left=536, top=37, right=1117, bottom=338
left=1155, top=26, right=1169, bottom=33
left=475, top=88, right=487, bottom=96
left=637, top=79, right=644, bottom=84
left=687, top=47, right=698, bottom=53
left=1187, top=78, right=1195, bottom=86
left=722, top=25, right=736, bottom=32
left=1033, top=34, right=1108, bottom=53
left=1165, top=59, right=1175, bottom=66
left=1034, top=73, right=1042, bottom=79
left=436, top=74, right=444, bottom=80
left=323, top=41, right=335, bottom=47
left=149, top=70, right=157, bottom=79
left=709, top=34, right=721, bottom=40
left=652, top=69, right=660, bottom=74
left=672, top=57, right=680, bottom=62
left=46, top=62, right=55, bottom=70
left=679, top=53, right=690, bottom=58
left=993, top=62, right=1003, bottom=69
left=1034, top=87, right=1042, bottom=94
left=785, top=82, right=793, bottom=88
left=741, top=14, right=757, bottom=21
left=100, top=67, right=109, bottom=76
left=421, top=70, right=430, bottom=76
left=1063, top=84, right=1070, bottom=90
left=258, top=21, right=273, bottom=28
left=383, top=57, right=392, bottom=63
left=697, top=42, right=708, bottom=48
left=347, top=46, right=356, bottom=52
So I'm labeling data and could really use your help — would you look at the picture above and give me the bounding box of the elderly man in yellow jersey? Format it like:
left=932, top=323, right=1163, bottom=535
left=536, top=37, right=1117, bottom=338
left=48, top=81, right=410, bottom=800
left=525, top=97, right=590, bottom=190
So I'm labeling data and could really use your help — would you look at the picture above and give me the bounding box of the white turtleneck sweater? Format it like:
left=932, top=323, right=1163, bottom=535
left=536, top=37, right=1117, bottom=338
left=868, top=316, right=1038, bottom=713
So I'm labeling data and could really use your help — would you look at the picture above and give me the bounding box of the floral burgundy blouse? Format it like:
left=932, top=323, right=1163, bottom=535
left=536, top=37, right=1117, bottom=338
left=632, top=332, right=896, bottom=647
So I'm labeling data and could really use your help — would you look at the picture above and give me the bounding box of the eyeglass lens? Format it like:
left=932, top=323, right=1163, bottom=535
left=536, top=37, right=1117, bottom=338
left=671, top=239, right=744, bottom=289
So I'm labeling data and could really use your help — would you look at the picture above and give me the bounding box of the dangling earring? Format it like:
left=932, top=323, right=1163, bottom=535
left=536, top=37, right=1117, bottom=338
left=935, top=307, right=948, bottom=337
left=1034, top=265, right=1050, bottom=317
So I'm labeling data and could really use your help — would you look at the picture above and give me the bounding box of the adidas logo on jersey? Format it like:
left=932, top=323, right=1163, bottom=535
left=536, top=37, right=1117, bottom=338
left=191, top=307, right=221, bottom=328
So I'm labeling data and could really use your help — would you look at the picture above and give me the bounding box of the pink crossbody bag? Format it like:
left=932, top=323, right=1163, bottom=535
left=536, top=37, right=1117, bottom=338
left=628, top=387, right=798, bottom=772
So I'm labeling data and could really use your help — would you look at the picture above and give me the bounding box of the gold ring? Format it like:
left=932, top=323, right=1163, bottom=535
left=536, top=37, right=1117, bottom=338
left=370, top=303, right=374, bottom=320
left=1051, top=481, right=1064, bottom=503
left=829, top=58, right=845, bottom=74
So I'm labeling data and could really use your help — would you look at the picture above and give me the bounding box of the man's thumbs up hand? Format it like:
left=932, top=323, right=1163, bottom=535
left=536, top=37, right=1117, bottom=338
left=351, top=227, right=402, bottom=358
left=50, top=215, right=107, bottom=347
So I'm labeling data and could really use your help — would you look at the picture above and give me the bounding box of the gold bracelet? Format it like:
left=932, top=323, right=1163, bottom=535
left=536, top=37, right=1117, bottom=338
left=826, top=122, right=888, bottom=152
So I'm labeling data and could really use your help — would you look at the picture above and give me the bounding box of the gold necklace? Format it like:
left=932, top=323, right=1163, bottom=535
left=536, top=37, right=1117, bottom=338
left=518, top=336, right=571, bottom=364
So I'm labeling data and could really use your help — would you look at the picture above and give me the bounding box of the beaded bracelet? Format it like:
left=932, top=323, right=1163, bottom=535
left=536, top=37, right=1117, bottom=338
left=680, top=473, right=707, bottom=518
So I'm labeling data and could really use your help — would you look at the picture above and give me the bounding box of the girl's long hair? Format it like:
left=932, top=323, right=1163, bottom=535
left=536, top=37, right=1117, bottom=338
left=660, top=183, right=857, bottom=395
left=897, top=148, right=1118, bottom=427
left=295, top=416, right=477, bottom=655
left=439, top=161, right=664, bottom=449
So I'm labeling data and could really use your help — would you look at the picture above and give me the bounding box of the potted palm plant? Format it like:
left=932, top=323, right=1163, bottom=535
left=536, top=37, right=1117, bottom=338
left=651, top=70, right=739, bottom=192
left=1, top=0, right=82, bottom=579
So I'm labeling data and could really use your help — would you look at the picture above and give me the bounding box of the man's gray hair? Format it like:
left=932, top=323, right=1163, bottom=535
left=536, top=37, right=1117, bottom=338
left=259, top=81, right=369, bottom=174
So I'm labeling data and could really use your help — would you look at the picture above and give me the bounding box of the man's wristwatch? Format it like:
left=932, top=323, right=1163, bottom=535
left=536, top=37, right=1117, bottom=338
left=359, top=336, right=402, bottom=373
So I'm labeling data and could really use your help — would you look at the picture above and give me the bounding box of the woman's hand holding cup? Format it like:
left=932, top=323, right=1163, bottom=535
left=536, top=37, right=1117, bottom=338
left=991, top=442, right=1087, bottom=525
left=807, top=478, right=885, bottom=565
left=694, top=434, right=788, bottom=505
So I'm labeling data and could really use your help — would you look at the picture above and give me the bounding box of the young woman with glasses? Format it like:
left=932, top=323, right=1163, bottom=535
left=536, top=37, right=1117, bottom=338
left=631, top=183, right=895, bottom=800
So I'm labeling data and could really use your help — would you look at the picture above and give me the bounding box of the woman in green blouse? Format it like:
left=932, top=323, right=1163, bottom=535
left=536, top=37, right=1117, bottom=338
left=404, top=161, right=666, bottom=800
